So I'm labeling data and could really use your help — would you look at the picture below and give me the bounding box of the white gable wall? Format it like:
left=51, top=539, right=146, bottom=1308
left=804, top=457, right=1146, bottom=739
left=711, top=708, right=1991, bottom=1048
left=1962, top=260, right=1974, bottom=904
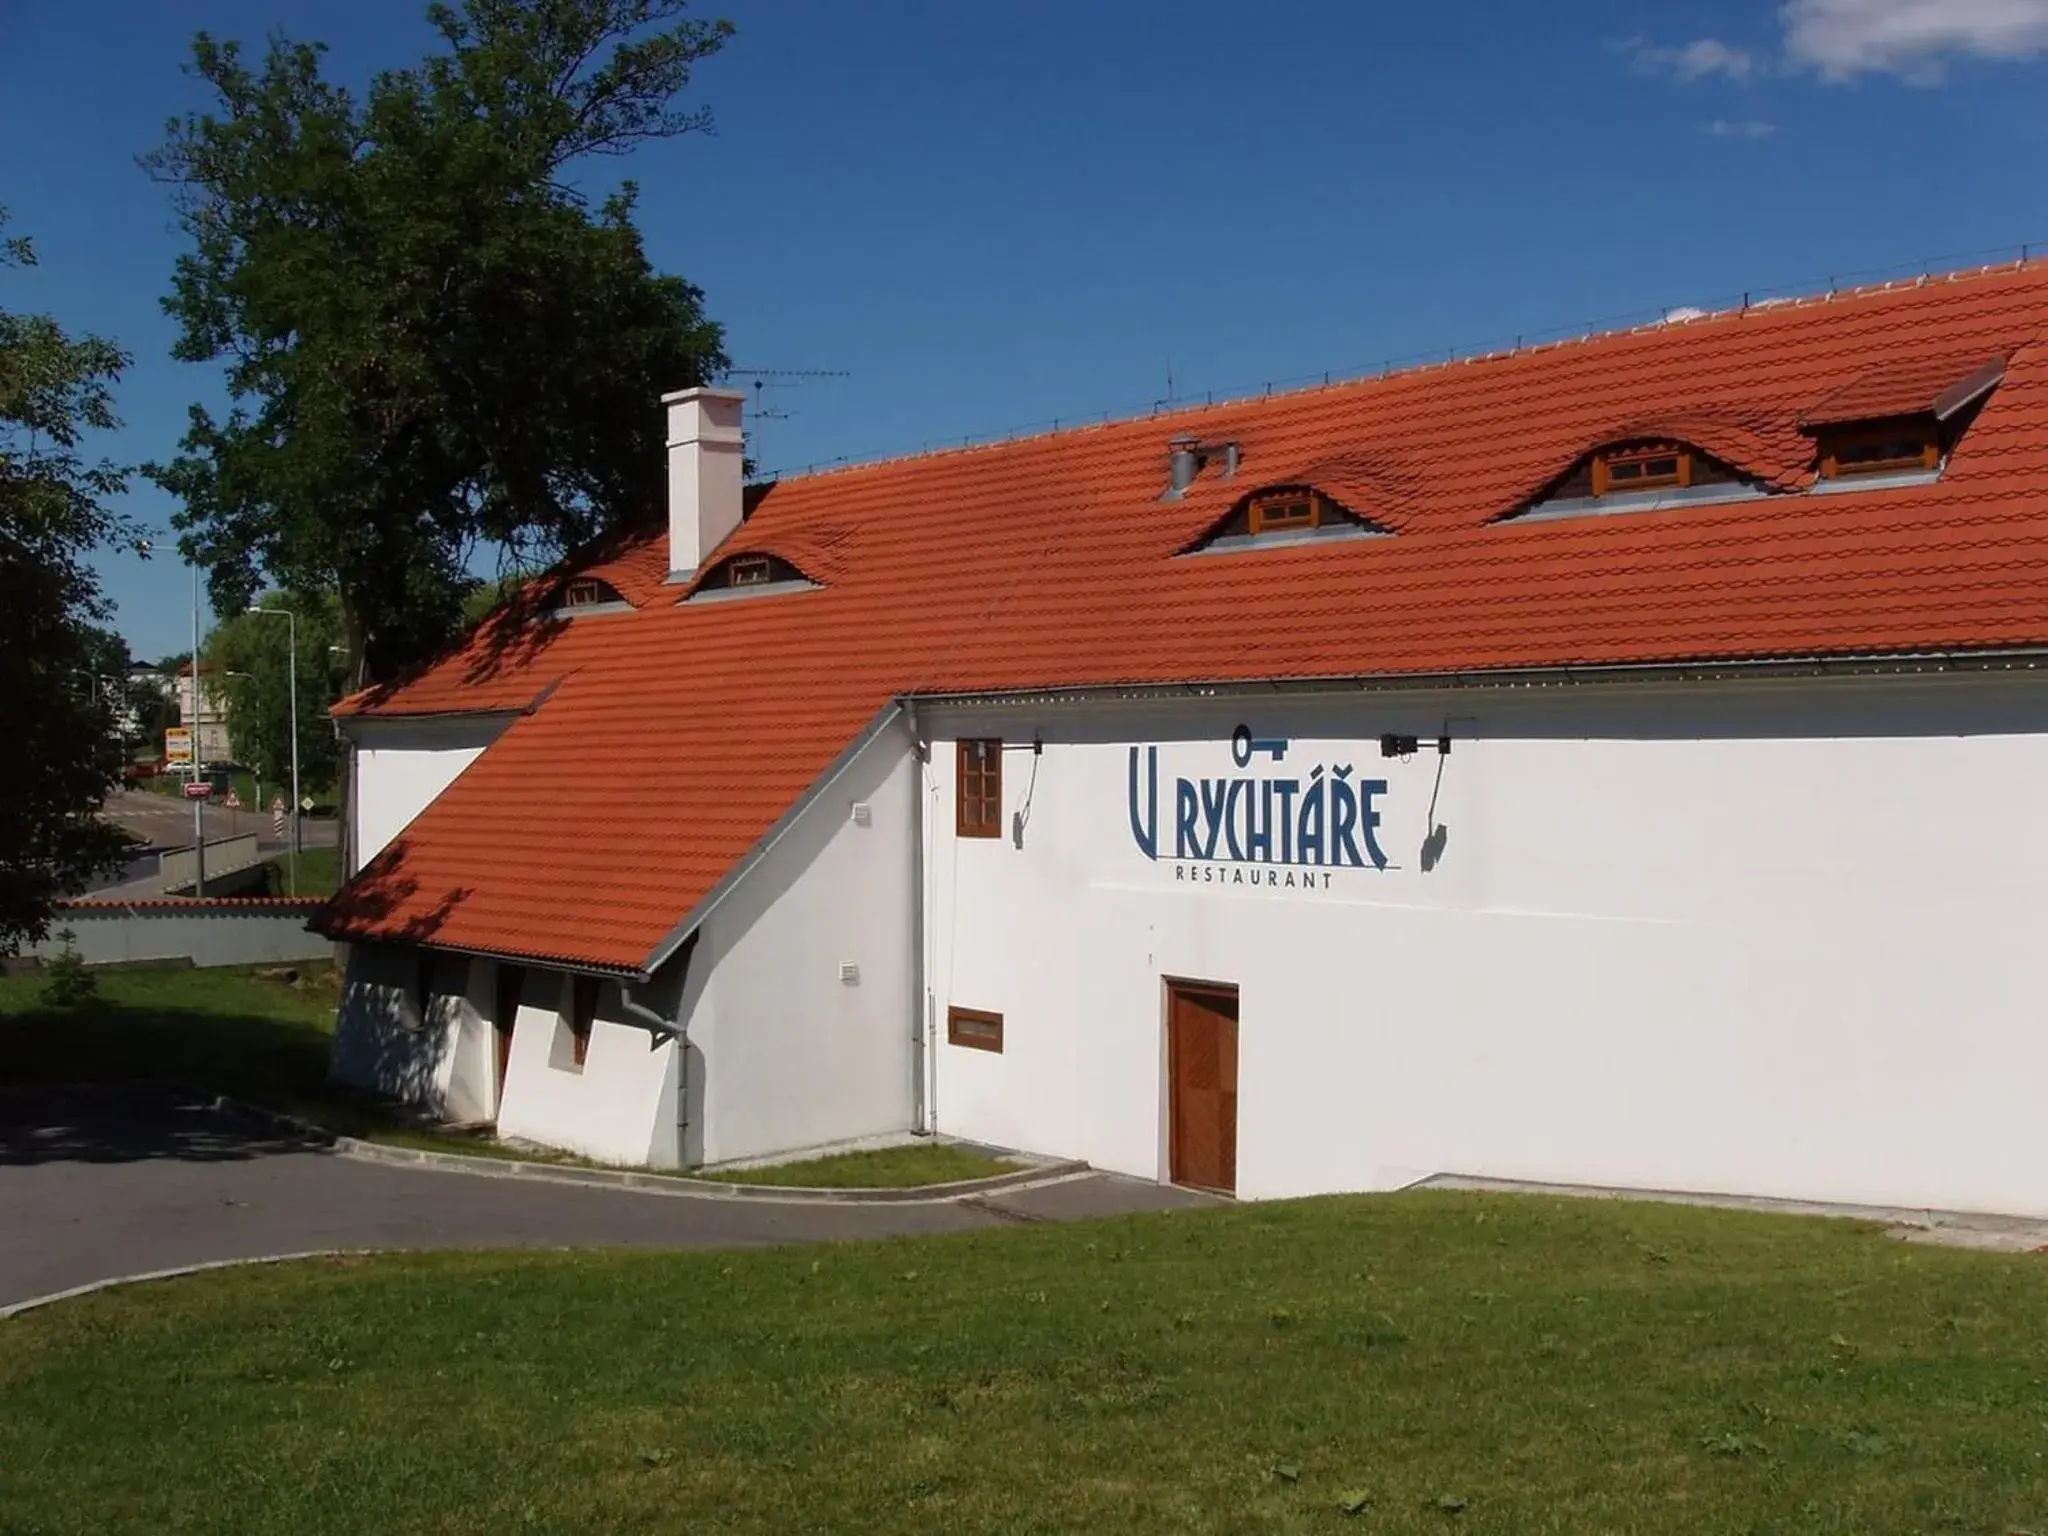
left=349, top=716, right=510, bottom=872
left=689, top=717, right=918, bottom=1165
left=922, top=674, right=2048, bottom=1214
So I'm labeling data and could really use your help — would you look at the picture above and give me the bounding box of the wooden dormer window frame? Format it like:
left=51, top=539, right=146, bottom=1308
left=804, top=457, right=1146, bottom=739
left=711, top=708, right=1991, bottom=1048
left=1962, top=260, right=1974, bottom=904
left=562, top=576, right=616, bottom=608
left=1591, top=442, right=1693, bottom=497
left=1816, top=419, right=1941, bottom=480
left=726, top=554, right=774, bottom=588
left=1247, top=490, right=1322, bottom=536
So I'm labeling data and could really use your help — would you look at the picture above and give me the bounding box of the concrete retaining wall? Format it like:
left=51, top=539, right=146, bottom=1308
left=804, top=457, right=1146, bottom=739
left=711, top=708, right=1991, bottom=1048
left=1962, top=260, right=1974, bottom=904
left=32, top=900, right=333, bottom=969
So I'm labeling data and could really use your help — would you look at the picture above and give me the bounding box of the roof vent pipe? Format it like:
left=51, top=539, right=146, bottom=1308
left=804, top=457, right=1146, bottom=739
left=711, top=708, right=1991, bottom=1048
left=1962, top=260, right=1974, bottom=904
left=1220, top=441, right=1241, bottom=478
left=1165, top=435, right=1202, bottom=500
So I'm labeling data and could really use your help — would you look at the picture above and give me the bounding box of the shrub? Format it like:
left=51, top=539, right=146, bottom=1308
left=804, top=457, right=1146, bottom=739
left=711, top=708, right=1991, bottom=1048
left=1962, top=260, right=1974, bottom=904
left=39, top=928, right=98, bottom=1008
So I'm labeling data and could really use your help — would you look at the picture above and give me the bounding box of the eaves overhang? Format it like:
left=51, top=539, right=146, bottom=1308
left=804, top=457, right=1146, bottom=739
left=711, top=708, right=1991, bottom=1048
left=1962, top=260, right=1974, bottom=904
left=902, top=644, right=2048, bottom=712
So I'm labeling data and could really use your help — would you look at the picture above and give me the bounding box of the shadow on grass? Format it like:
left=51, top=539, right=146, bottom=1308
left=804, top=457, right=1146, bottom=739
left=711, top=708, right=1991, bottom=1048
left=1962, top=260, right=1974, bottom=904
left=0, top=996, right=471, bottom=1167
left=0, top=1082, right=322, bottom=1166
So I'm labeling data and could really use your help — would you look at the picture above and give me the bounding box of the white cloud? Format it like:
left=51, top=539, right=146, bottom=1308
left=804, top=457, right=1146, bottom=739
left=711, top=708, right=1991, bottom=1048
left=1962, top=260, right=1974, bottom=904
left=1627, top=36, right=1758, bottom=80
left=1708, top=118, right=1779, bottom=137
left=1782, top=0, right=2048, bottom=81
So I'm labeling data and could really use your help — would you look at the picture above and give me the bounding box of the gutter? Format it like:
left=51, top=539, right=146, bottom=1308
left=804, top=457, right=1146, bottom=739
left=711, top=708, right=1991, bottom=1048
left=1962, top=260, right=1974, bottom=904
left=639, top=702, right=907, bottom=976
left=905, top=645, right=2048, bottom=712
left=309, top=924, right=650, bottom=983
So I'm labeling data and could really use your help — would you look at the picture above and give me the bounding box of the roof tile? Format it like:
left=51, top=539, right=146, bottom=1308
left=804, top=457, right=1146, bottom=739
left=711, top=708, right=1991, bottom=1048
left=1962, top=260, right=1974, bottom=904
left=322, top=266, right=2048, bottom=968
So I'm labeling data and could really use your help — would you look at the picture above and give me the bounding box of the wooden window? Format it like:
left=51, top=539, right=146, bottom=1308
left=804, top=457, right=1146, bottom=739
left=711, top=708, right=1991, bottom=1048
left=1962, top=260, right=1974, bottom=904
left=726, top=555, right=774, bottom=587
left=410, top=949, right=437, bottom=1033
left=947, top=1006, right=1004, bottom=1053
left=567, top=975, right=599, bottom=1068
left=563, top=577, right=609, bottom=608
left=1248, top=491, right=1319, bottom=536
left=957, top=739, right=1002, bottom=838
left=1818, top=422, right=1941, bottom=479
left=1591, top=442, right=1693, bottom=497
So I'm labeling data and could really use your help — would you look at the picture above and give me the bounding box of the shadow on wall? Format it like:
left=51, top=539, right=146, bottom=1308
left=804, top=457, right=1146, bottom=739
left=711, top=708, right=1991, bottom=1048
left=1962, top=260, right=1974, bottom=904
left=1420, top=821, right=1450, bottom=872
left=0, top=1083, right=324, bottom=1168
left=332, top=944, right=450, bottom=1111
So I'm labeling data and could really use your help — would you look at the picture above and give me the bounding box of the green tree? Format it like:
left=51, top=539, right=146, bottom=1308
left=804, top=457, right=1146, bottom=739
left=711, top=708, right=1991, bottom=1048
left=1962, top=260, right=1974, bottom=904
left=0, top=211, right=135, bottom=949
left=145, top=0, right=732, bottom=695
left=203, top=592, right=346, bottom=793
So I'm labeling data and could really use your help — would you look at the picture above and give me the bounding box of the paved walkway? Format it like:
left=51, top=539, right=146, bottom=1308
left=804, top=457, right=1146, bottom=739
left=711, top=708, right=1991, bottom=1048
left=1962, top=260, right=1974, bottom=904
left=0, top=1086, right=1216, bottom=1312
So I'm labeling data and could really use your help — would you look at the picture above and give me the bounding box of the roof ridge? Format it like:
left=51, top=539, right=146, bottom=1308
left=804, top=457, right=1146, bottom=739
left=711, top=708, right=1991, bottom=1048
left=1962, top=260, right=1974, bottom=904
left=759, top=255, right=2048, bottom=488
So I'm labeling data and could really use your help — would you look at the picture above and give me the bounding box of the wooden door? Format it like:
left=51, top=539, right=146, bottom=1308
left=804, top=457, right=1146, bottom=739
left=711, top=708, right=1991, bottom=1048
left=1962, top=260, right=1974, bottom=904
left=492, top=963, right=526, bottom=1115
left=1168, top=981, right=1239, bottom=1194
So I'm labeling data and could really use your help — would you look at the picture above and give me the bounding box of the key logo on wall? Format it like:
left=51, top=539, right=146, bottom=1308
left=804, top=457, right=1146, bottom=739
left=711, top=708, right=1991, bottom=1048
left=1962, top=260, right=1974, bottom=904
left=1127, top=727, right=1392, bottom=888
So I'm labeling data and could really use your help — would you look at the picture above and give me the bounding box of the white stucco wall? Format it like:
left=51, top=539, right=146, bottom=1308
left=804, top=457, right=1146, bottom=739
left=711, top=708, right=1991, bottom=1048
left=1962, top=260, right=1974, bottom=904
left=688, top=719, right=919, bottom=1165
left=330, top=716, right=918, bottom=1172
left=331, top=944, right=481, bottom=1115
left=495, top=969, right=682, bottom=1168
left=350, top=715, right=509, bottom=871
left=923, top=675, right=2048, bottom=1215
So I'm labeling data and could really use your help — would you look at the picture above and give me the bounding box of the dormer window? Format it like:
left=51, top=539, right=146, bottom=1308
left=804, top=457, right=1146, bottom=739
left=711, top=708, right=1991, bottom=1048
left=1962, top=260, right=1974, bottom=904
left=1816, top=420, right=1941, bottom=480
left=1801, top=353, right=2004, bottom=488
left=1248, top=491, right=1320, bottom=535
left=559, top=576, right=623, bottom=611
left=688, top=549, right=816, bottom=600
left=1592, top=443, right=1692, bottom=496
left=1180, top=483, right=1390, bottom=554
left=1511, top=436, right=1759, bottom=522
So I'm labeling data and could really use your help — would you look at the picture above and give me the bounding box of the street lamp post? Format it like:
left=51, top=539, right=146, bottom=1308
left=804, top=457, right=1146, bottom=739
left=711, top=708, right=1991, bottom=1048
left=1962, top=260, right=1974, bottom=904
left=247, top=605, right=300, bottom=895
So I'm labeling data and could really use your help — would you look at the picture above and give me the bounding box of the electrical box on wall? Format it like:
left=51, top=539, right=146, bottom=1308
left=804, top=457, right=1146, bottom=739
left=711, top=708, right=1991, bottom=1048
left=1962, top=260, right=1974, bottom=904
left=850, top=802, right=872, bottom=826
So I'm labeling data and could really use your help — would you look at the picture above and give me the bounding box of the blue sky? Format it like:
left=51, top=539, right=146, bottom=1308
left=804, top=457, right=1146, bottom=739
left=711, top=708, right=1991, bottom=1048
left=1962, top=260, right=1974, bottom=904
left=4, top=0, right=2047, bottom=659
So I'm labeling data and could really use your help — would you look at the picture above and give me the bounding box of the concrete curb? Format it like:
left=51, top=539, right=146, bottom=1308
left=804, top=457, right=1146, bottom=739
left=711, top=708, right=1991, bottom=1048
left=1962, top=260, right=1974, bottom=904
left=1418, top=1173, right=2048, bottom=1253
left=199, top=1090, right=1091, bottom=1206
left=0, top=1251, right=371, bottom=1321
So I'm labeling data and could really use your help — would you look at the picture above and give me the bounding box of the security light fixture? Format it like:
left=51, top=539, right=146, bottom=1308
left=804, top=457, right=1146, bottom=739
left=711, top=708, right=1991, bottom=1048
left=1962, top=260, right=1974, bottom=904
left=1381, top=733, right=1452, bottom=758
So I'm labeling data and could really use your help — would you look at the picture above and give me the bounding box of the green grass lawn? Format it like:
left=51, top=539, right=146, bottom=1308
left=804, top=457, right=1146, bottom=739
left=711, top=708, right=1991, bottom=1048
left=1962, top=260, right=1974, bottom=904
left=0, top=965, right=497, bottom=1157
left=256, top=843, right=341, bottom=895
left=4, top=1197, right=2048, bottom=1532
left=698, top=1141, right=1021, bottom=1188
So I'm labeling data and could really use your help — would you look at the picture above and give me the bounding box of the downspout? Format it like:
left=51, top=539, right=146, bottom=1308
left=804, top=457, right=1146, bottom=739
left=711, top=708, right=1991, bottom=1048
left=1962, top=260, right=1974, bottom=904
left=620, top=944, right=695, bottom=1167
left=906, top=701, right=929, bottom=1135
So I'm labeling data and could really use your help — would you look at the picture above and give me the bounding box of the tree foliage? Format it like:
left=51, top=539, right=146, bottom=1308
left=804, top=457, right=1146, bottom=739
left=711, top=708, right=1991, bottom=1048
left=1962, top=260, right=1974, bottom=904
left=203, top=593, right=347, bottom=792
left=146, top=0, right=733, bottom=694
left=0, top=211, right=134, bottom=949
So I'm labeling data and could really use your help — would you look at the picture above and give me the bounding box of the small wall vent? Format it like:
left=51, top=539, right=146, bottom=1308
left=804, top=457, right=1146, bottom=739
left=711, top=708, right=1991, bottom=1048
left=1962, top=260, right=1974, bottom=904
left=838, top=961, right=860, bottom=985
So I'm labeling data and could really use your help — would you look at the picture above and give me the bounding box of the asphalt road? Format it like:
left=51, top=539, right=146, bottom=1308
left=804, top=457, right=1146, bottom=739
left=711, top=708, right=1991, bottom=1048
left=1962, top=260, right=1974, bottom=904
left=0, top=1086, right=1215, bottom=1311
left=102, top=788, right=339, bottom=853
left=85, top=789, right=340, bottom=896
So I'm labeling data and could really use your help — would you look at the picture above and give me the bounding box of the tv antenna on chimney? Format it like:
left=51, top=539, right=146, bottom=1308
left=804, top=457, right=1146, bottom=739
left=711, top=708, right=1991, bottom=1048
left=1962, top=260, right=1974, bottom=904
left=718, top=367, right=850, bottom=474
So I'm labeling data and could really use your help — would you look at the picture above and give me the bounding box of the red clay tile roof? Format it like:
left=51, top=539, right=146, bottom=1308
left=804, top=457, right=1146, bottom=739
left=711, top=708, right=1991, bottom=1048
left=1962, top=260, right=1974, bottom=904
left=322, top=264, right=2048, bottom=970
left=1800, top=350, right=2010, bottom=428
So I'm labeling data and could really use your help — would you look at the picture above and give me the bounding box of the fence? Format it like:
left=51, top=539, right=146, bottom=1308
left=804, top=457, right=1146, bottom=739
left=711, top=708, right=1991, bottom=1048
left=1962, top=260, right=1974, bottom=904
left=30, top=898, right=333, bottom=969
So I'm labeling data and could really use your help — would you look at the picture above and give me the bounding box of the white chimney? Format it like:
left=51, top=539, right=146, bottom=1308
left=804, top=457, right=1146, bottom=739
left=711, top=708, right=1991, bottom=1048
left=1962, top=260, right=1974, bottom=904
left=663, top=386, right=747, bottom=578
